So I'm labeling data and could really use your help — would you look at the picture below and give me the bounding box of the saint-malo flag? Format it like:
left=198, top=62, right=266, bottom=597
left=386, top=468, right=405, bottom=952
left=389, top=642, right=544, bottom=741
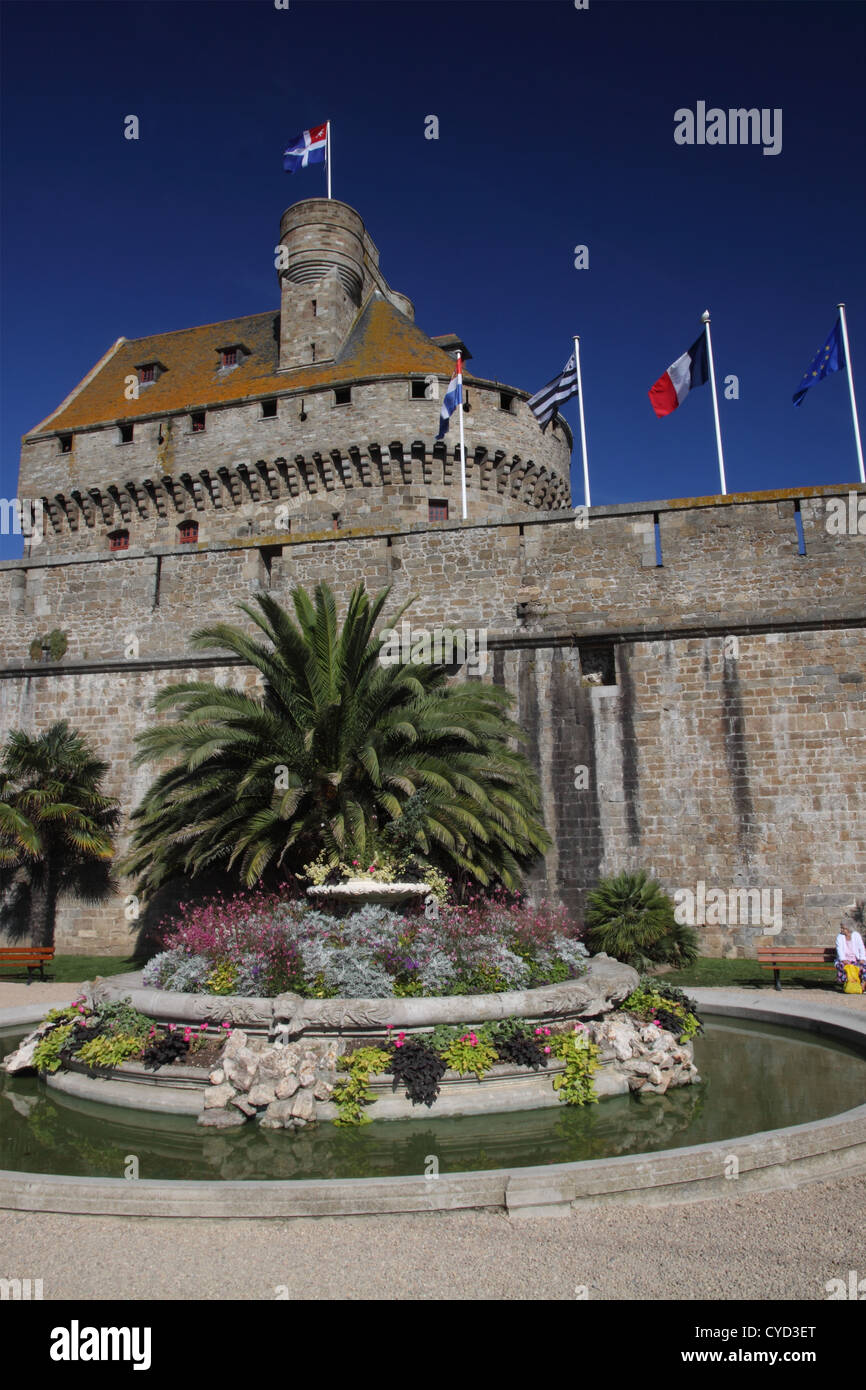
left=283, top=123, right=328, bottom=172
left=649, top=333, right=709, bottom=418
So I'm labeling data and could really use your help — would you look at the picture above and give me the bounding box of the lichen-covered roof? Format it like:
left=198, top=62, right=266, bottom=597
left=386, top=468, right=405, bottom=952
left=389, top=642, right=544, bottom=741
left=29, top=294, right=462, bottom=436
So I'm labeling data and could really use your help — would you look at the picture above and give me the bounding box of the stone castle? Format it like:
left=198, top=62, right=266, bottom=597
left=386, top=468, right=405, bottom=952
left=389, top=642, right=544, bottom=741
left=1, top=197, right=864, bottom=954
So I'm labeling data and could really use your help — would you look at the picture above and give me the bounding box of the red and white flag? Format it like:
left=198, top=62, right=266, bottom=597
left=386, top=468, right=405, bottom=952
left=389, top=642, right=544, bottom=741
left=648, top=333, right=709, bottom=418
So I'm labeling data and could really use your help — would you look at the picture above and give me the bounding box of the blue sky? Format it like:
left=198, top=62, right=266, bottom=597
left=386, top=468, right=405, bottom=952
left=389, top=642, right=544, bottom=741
left=1, top=0, right=864, bottom=562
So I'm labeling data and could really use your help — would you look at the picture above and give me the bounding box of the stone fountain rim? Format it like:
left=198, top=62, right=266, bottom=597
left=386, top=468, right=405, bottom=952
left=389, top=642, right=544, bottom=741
left=0, top=994, right=864, bottom=1217
left=78, top=954, right=634, bottom=1034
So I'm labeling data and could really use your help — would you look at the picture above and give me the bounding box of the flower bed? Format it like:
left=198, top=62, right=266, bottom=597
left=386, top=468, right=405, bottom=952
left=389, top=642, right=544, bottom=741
left=142, top=888, right=588, bottom=1000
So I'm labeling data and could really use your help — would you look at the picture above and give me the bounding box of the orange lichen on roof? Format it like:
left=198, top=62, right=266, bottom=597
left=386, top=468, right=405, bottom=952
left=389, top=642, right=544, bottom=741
left=28, top=296, right=462, bottom=437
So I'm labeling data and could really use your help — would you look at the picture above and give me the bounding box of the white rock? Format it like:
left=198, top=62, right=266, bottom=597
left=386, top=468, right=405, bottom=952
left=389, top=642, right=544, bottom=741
left=247, top=1083, right=277, bottom=1108
left=204, top=1082, right=236, bottom=1109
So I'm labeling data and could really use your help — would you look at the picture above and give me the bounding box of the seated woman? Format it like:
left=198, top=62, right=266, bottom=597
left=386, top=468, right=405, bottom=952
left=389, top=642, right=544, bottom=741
left=835, top=917, right=866, bottom=993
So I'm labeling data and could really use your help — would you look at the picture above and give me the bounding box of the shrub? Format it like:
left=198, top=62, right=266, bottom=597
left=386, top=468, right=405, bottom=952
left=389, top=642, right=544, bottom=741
left=387, top=1037, right=447, bottom=1107
left=145, top=885, right=588, bottom=999
left=623, top=981, right=703, bottom=1042
left=332, top=1047, right=391, bottom=1126
left=549, top=1028, right=600, bottom=1105
left=585, top=871, right=695, bottom=970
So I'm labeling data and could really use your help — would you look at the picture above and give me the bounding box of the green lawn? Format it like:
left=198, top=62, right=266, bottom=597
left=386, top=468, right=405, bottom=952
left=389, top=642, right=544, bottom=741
left=0, top=955, right=139, bottom=985
left=662, top=956, right=841, bottom=992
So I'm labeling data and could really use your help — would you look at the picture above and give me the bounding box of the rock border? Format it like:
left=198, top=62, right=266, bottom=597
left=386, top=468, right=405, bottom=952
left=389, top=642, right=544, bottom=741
left=1, top=990, right=864, bottom=1218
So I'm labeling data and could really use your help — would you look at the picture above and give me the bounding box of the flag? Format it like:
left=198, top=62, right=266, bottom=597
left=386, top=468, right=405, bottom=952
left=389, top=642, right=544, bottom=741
left=648, top=333, right=709, bottom=418
left=792, top=319, right=844, bottom=406
left=436, top=355, right=463, bottom=439
left=528, top=353, right=578, bottom=430
left=283, top=123, right=328, bottom=172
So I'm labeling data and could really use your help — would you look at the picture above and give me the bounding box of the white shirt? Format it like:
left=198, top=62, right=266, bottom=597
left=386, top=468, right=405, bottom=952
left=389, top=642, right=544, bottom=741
left=836, top=930, right=866, bottom=963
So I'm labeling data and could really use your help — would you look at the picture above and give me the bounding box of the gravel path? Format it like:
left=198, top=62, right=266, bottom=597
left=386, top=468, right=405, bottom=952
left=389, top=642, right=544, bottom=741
left=0, top=1176, right=862, bottom=1301
left=0, top=982, right=82, bottom=1009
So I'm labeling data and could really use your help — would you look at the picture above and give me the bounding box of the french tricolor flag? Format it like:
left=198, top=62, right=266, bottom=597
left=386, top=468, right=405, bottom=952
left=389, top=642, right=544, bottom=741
left=436, top=354, right=463, bottom=439
left=648, top=333, right=709, bottom=418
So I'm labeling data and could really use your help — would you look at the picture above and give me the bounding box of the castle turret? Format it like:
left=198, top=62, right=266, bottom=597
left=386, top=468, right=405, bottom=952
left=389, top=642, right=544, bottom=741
left=276, top=199, right=414, bottom=369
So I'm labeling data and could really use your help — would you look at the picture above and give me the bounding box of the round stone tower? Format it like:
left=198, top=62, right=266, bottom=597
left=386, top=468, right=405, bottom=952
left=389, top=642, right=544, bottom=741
left=20, top=197, right=572, bottom=559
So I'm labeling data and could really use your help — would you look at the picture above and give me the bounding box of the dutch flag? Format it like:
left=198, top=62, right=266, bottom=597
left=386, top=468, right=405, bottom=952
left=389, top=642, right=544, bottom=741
left=283, top=123, right=328, bottom=172
left=648, top=333, right=709, bottom=418
left=436, top=354, right=463, bottom=439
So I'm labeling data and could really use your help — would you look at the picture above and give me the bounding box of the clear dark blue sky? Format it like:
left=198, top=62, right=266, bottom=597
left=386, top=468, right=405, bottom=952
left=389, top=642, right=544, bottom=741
left=1, top=0, right=864, bottom=561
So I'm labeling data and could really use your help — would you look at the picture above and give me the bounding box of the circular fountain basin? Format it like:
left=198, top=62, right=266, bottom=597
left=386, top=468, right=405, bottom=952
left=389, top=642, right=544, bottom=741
left=1, top=992, right=865, bottom=1217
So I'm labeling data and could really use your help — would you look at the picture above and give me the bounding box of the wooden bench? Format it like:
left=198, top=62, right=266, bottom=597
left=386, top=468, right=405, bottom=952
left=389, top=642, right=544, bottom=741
left=0, top=946, right=55, bottom=983
left=756, top=946, right=837, bottom=991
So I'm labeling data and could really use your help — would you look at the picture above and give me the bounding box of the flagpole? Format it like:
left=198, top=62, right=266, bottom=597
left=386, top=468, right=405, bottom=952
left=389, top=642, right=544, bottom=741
left=457, top=353, right=467, bottom=519
left=326, top=121, right=332, bottom=199
left=837, top=303, right=865, bottom=484
left=572, top=334, right=591, bottom=508
left=701, top=310, right=727, bottom=495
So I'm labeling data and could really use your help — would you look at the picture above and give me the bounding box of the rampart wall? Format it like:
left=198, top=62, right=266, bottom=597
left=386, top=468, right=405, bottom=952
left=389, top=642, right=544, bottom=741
left=1, top=484, right=864, bottom=956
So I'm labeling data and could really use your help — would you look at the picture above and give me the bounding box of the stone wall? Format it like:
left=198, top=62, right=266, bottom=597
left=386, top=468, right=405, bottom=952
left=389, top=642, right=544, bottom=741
left=18, top=379, right=572, bottom=558
left=0, top=484, right=863, bottom=955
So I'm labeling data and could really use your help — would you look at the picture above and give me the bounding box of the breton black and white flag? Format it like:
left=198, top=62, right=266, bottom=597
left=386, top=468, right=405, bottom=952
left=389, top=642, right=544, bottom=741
left=528, top=353, right=578, bottom=429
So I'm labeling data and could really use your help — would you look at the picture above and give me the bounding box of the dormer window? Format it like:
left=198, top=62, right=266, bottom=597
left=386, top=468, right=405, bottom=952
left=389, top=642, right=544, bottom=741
left=221, top=348, right=237, bottom=367
left=135, top=360, right=165, bottom=386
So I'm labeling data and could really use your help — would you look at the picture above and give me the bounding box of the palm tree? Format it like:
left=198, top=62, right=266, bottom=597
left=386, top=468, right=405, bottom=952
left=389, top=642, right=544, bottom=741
left=124, top=582, right=550, bottom=899
left=0, top=722, right=120, bottom=947
left=585, top=870, right=698, bottom=970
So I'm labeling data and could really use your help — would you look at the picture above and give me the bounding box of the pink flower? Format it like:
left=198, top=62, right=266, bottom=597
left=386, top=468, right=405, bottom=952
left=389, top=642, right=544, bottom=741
left=544, top=1046, right=551, bottom=1054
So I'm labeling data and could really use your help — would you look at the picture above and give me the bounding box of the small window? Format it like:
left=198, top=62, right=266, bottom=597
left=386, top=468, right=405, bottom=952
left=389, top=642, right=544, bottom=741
left=311, top=299, right=317, bottom=317
left=332, top=512, right=341, bottom=531
left=119, top=423, right=134, bottom=444
left=191, top=412, right=206, bottom=433
left=139, top=365, right=155, bottom=384
left=499, top=391, right=514, bottom=413
left=178, top=520, right=199, bottom=544
left=221, top=348, right=237, bottom=368
left=108, top=529, right=129, bottom=552
left=59, top=435, right=72, bottom=453
left=334, top=387, right=351, bottom=406
left=411, top=380, right=428, bottom=400
left=428, top=499, right=449, bottom=522
left=261, top=398, right=278, bottom=419
left=579, top=642, right=617, bottom=687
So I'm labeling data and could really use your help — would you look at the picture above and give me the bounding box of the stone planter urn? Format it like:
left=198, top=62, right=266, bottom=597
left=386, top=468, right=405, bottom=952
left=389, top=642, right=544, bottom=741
left=306, top=878, right=431, bottom=911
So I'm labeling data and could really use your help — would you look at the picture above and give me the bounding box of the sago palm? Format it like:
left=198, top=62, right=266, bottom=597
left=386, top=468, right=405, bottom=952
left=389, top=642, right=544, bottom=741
left=0, top=722, right=119, bottom=947
left=124, top=581, right=550, bottom=898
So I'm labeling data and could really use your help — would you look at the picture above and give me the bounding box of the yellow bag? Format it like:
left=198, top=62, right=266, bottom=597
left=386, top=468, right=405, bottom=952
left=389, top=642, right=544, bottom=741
left=843, top=964, right=863, bottom=994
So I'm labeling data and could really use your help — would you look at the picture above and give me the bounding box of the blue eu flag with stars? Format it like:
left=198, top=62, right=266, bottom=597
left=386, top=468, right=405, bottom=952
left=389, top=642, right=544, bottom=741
left=793, top=319, right=844, bottom=406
